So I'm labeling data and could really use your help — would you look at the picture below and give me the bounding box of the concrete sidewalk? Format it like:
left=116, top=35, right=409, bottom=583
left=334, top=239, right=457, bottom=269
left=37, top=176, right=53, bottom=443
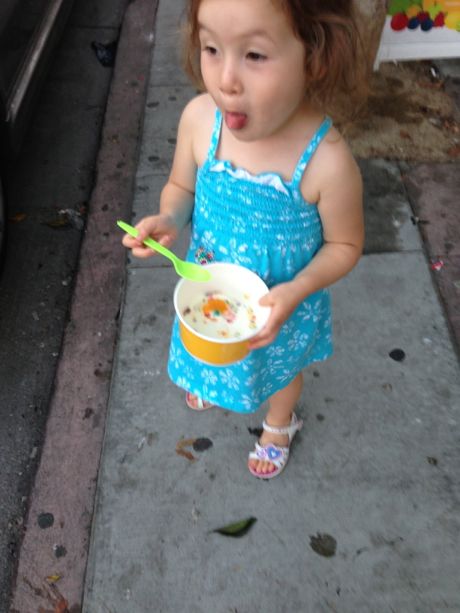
left=83, top=2, right=460, bottom=611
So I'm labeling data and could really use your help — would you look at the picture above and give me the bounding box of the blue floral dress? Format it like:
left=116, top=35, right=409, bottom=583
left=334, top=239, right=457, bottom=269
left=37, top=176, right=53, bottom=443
left=167, top=109, right=333, bottom=414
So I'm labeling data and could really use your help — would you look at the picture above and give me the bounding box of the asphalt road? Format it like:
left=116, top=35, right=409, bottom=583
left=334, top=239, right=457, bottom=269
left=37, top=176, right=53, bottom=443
left=0, top=1, right=129, bottom=608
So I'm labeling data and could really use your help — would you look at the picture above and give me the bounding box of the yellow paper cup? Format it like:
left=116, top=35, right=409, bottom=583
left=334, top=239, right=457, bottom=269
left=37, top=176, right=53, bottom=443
left=173, top=262, right=271, bottom=365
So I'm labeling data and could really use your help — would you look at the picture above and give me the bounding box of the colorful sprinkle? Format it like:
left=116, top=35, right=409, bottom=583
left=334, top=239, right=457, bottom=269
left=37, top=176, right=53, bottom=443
left=183, top=291, right=259, bottom=339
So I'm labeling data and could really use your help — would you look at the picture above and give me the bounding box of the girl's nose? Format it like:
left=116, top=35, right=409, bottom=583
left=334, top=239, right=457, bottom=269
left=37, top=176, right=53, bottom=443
left=219, top=57, right=242, bottom=95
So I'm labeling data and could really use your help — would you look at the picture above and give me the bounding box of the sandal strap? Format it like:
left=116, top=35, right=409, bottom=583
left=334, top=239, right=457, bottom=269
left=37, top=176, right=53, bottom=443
left=262, top=413, right=302, bottom=440
left=249, top=443, right=288, bottom=466
left=185, top=392, right=215, bottom=411
left=262, top=421, right=290, bottom=435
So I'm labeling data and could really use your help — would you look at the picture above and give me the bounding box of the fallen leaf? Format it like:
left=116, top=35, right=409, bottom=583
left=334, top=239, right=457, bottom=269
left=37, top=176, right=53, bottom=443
left=8, top=213, right=27, bottom=222
left=54, top=599, right=69, bottom=613
left=310, top=533, right=337, bottom=557
left=213, top=517, right=257, bottom=537
left=175, top=438, right=197, bottom=461
left=175, top=448, right=196, bottom=462
left=176, top=438, right=197, bottom=449
left=45, top=217, right=71, bottom=228
left=49, top=584, right=69, bottom=612
left=46, top=574, right=61, bottom=584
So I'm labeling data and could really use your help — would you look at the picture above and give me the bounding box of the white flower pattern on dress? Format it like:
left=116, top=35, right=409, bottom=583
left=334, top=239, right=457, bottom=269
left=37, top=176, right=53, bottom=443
left=201, top=368, right=218, bottom=386
left=219, top=368, right=240, bottom=391
left=169, top=345, right=184, bottom=370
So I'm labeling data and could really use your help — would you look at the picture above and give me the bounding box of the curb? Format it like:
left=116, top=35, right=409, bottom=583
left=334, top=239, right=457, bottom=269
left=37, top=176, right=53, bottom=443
left=9, top=1, right=159, bottom=610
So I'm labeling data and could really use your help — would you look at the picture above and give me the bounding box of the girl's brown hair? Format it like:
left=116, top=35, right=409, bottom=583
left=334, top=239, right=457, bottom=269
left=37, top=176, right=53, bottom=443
left=182, top=0, right=365, bottom=108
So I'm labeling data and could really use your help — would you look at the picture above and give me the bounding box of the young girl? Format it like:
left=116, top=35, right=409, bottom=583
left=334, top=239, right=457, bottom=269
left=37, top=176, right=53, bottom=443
left=123, top=0, right=364, bottom=479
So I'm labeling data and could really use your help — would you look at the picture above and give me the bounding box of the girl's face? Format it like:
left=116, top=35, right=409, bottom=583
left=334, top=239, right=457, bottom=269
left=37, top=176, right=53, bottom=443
left=197, top=0, right=308, bottom=142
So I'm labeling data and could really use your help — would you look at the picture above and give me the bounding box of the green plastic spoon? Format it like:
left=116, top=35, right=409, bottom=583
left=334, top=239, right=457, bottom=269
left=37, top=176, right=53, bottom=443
left=117, top=220, right=211, bottom=282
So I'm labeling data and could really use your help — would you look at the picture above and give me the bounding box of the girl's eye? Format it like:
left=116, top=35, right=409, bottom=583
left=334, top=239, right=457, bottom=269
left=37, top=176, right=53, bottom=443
left=203, top=45, right=217, bottom=56
left=246, top=51, right=266, bottom=62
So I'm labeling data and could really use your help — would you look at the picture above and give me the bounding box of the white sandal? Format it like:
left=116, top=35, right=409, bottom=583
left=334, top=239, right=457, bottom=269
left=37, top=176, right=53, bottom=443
left=185, top=392, right=216, bottom=411
left=248, top=413, right=303, bottom=479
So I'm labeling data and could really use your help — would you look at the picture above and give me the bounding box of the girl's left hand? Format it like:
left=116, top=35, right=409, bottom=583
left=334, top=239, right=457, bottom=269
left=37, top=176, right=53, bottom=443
left=248, top=282, right=302, bottom=350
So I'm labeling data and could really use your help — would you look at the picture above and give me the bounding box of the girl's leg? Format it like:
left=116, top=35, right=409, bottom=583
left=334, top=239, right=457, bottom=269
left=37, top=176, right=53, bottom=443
left=248, top=372, right=303, bottom=475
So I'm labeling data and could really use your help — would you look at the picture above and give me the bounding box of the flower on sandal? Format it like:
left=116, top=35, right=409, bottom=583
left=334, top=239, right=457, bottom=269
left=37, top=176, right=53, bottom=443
left=256, top=444, right=283, bottom=461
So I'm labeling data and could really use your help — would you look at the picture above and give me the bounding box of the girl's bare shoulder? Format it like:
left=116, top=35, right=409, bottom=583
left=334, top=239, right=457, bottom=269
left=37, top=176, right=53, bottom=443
left=180, top=94, right=216, bottom=166
left=322, top=126, right=358, bottom=174
left=302, top=125, right=361, bottom=202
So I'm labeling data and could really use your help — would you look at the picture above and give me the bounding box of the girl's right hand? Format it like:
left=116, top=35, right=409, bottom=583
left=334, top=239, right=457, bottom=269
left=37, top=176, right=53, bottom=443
left=121, top=214, right=179, bottom=259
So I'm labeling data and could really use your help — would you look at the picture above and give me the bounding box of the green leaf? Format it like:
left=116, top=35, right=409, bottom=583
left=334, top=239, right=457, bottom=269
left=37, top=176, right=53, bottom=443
left=427, top=3, right=443, bottom=20
left=213, top=517, right=257, bottom=537
left=388, top=0, right=419, bottom=16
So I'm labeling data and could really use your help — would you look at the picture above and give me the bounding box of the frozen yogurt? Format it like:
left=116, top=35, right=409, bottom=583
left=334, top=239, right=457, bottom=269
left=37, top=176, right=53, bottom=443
left=182, top=291, right=257, bottom=339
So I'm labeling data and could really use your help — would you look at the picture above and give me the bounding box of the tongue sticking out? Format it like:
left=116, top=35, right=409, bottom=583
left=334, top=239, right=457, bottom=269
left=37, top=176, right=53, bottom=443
left=225, top=112, right=247, bottom=130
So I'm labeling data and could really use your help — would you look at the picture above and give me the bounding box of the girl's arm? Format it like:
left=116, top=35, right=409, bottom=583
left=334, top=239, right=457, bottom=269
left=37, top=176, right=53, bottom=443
left=122, top=98, right=199, bottom=258
left=250, top=140, right=364, bottom=349
left=292, top=145, right=364, bottom=297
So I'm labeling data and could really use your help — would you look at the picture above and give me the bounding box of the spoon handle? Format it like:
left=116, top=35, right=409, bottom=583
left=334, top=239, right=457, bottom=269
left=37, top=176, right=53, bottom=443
left=117, top=220, right=177, bottom=263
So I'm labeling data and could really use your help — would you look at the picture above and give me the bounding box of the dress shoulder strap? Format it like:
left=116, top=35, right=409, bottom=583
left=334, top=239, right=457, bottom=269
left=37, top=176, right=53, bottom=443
left=207, top=108, right=223, bottom=161
left=291, top=116, right=333, bottom=188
